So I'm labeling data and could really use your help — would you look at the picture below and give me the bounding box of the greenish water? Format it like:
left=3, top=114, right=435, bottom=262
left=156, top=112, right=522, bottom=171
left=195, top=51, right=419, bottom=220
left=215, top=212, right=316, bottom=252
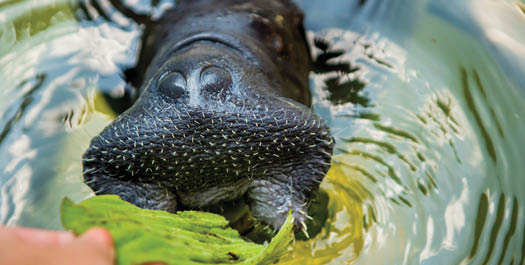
left=1, top=0, right=524, bottom=264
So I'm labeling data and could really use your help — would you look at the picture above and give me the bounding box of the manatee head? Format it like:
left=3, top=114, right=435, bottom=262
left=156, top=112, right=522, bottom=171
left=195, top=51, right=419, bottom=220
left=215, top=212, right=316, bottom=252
left=83, top=2, right=333, bottom=231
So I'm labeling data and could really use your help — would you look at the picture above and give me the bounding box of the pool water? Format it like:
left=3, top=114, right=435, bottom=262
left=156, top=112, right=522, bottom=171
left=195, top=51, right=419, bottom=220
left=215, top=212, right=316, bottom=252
left=1, top=1, right=524, bottom=264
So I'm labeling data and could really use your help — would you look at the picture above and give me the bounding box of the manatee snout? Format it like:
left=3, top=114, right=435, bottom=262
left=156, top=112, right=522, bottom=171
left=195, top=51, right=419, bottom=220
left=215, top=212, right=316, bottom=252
left=83, top=72, right=333, bottom=229
left=83, top=0, right=334, bottom=232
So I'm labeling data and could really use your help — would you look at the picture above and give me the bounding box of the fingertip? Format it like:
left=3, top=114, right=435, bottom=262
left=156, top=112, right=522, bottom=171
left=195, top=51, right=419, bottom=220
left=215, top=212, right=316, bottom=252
left=79, top=227, right=115, bottom=262
left=58, top=227, right=115, bottom=265
left=80, top=227, right=113, bottom=248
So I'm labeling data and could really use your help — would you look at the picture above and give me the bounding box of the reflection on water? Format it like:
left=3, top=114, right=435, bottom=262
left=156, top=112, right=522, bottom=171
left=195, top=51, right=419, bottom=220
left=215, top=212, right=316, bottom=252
left=311, top=38, right=369, bottom=107
left=1, top=0, right=524, bottom=264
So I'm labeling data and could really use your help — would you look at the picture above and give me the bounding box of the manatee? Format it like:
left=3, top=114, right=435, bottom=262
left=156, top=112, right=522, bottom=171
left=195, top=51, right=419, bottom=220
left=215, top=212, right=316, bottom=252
left=83, top=0, right=333, bottom=232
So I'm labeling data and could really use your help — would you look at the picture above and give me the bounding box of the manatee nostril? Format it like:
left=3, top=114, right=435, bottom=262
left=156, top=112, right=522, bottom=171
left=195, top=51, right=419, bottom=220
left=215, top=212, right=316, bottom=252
left=200, top=65, right=232, bottom=99
left=158, top=71, right=188, bottom=102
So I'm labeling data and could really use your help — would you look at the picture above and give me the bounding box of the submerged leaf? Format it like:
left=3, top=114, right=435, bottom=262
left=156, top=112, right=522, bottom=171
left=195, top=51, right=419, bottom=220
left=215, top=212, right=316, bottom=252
left=60, top=195, right=293, bottom=265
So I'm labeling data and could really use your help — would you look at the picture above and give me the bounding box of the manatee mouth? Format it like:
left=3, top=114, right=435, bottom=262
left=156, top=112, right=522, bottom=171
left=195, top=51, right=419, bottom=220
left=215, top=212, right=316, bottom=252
left=82, top=101, right=333, bottom=200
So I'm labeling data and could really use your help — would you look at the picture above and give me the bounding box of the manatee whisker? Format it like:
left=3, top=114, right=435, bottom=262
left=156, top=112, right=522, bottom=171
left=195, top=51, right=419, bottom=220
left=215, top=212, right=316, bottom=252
left=305, top=214, right=313, bottom=221
left=300, top=224, right=310, bottom=238
left=83, top=179, right=97, bottom=185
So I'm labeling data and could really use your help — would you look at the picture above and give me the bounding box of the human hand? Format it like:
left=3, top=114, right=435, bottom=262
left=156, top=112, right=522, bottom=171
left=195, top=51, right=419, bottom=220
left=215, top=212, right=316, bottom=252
left=0, top=226, right=114, bottom=265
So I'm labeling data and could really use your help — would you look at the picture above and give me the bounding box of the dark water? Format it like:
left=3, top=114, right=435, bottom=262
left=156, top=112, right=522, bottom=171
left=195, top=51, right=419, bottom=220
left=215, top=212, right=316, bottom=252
left=1, top=0, right=524, bottom=264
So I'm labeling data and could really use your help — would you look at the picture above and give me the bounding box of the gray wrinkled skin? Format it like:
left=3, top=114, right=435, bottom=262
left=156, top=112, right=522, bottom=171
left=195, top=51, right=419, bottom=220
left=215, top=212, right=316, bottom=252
left=83, top=0, right=333, bottom=231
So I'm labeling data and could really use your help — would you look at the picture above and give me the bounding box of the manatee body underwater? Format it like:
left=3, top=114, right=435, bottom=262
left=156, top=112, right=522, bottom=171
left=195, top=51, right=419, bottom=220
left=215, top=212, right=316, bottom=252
left=82, top=0, right=334, bottom=232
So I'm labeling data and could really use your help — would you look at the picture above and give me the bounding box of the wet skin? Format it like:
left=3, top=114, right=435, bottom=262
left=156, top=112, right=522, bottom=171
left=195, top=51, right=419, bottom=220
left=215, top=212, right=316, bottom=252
left=83, top=0, right=333, bottom=231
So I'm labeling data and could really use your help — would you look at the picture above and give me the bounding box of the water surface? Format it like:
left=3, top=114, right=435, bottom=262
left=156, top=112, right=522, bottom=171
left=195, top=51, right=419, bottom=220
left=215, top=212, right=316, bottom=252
left=0, top=0, right=524, bottom=264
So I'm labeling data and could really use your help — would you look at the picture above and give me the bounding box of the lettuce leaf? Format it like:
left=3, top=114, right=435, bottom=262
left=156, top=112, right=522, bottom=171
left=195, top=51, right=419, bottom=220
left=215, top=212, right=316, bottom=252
left=60, top=195, right=293, bottom=265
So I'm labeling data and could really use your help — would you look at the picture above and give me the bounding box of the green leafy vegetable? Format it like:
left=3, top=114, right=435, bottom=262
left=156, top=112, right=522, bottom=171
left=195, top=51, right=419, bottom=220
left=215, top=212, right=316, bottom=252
left=60, top=195, right=294, bottom=265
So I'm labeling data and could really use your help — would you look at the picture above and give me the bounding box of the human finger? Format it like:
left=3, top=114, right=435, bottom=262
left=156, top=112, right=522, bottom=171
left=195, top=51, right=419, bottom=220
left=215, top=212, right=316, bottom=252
left=0, top=226, right=75, bottom=246
left=60, top=227, right=115, bottom=265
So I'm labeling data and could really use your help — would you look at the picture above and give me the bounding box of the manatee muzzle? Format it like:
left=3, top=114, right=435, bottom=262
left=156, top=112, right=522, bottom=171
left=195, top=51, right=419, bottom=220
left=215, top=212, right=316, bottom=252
left=83, top=97, right=333, bottom=201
